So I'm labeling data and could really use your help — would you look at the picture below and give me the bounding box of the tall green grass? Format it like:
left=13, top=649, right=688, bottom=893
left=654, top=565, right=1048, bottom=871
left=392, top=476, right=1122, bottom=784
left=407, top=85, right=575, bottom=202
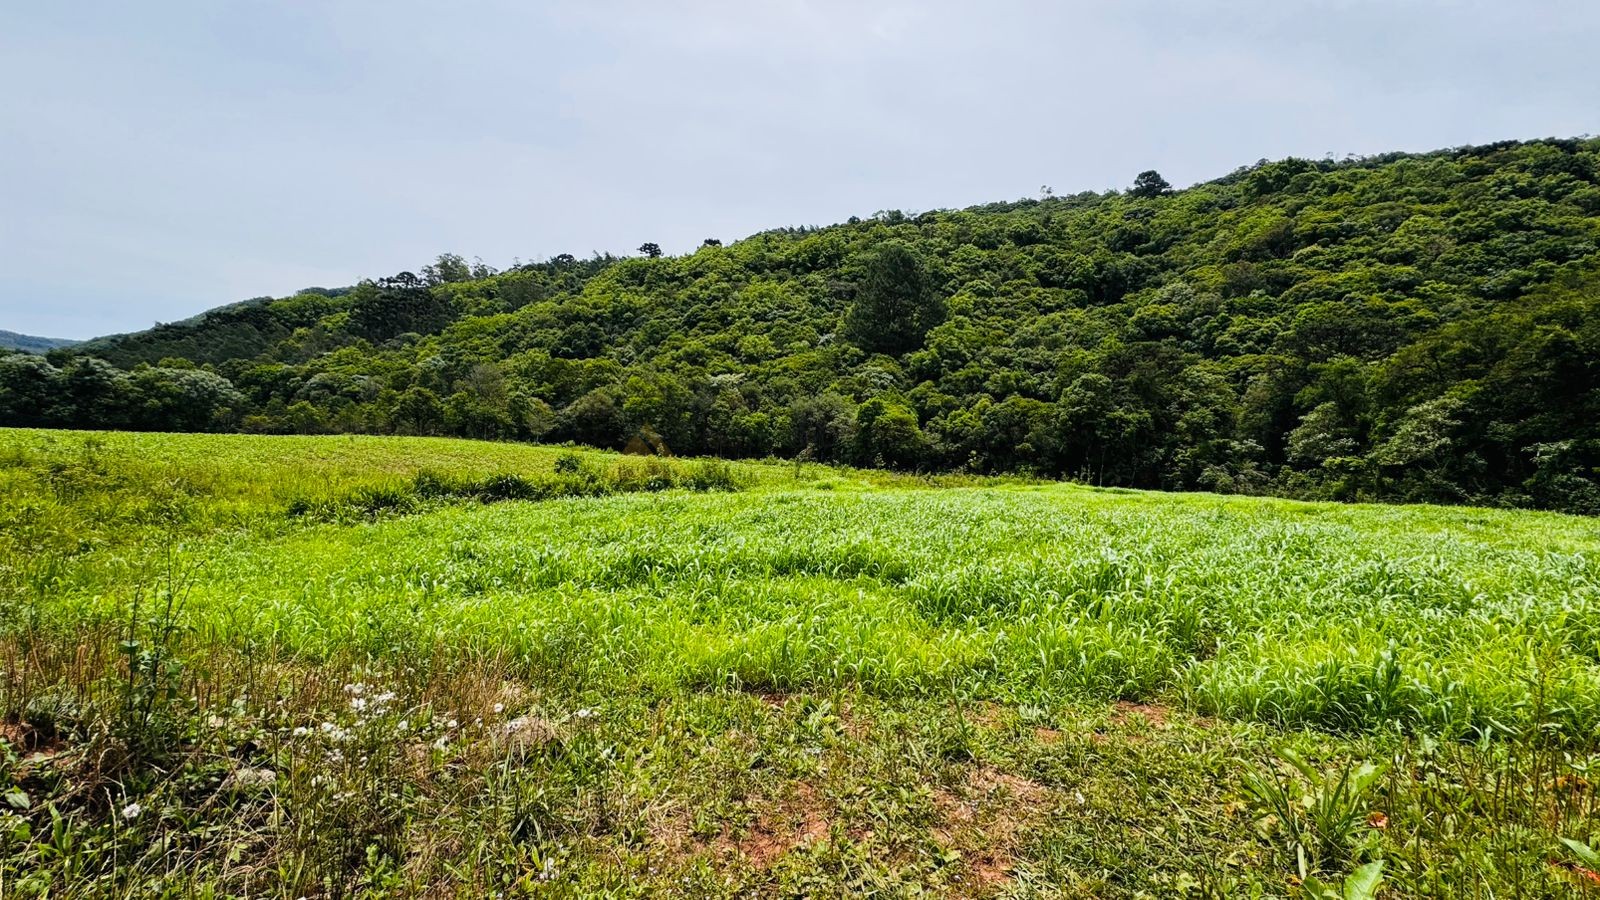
left=3, top=430, right=1599, bottom=896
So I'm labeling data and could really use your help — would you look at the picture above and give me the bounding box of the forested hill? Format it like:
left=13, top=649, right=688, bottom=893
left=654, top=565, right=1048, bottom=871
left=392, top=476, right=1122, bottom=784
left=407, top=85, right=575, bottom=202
left=5, top=137, right=1600, bottom=512
left=0, top=331, right=79, bottom=355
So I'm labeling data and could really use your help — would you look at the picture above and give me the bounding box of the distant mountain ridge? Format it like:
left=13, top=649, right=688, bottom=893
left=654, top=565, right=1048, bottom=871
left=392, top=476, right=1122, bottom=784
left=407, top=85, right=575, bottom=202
left=0, top=330, right=80, bottom=354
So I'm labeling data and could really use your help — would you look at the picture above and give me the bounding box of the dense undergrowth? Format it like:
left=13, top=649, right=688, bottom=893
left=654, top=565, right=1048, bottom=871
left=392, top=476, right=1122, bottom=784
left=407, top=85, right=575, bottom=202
left=2, top=430, right=1599, bottom=897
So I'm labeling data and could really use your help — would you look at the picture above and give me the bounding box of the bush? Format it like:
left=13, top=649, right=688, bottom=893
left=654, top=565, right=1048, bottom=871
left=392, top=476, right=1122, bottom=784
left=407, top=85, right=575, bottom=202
left=688, top=460, right=740, bottom=492
left=285, top=455, right=741, bottom=522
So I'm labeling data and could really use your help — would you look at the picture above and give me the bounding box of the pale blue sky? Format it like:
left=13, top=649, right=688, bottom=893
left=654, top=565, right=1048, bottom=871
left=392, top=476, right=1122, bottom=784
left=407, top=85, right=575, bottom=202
left=3, top=0, right=1597, bottom=339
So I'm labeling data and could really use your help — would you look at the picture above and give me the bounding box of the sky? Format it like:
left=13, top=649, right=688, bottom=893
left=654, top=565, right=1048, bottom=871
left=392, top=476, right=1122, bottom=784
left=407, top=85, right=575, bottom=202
left=3, top=1, right=1597, bottom=340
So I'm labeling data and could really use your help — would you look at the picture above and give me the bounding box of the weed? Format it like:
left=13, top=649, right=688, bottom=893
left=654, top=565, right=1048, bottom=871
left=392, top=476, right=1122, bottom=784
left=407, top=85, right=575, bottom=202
left=1242, top=746, right=1387, bottom=878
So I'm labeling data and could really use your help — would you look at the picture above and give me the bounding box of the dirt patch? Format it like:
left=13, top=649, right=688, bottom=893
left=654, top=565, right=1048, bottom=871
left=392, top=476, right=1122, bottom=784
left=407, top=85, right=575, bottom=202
left=933, top=765, right=1051, bottom=894
left=1552, top=859, right=1600, bottom=886
left=755, top=692, right=871, bottom=738
left=711, top=781, right=833, bottom=869
left=1033, top=726, right=1063, bottom=744
left=0, top=720, right=66, bottom=757
left=963, top=701, right=1008, bottom=731
left=1109, top=701, right=1170, bottom=728
left=645, top=800, right=702, bottom=861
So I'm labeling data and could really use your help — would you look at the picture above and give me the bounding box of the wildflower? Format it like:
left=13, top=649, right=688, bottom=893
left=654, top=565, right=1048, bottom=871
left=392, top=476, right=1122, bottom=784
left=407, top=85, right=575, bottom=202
left=292, top=726, right=310, bottom=737
left=575, top=708, right=595, bottom=720
left=446, top=719, right=459, bottom=729
left=1367, top=811, right=1389, bottom=829
left=396, top=720, right=410, bottom=733
left=121, top=802, right=143, bottom=821
left=493, top=702, right=505, bottom=714
left=350, top=696, right=368, bottom=712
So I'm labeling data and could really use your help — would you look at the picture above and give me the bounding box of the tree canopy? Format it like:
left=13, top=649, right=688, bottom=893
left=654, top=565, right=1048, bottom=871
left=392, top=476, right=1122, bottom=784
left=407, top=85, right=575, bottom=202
left=10, top=138, right=1600, bottom=513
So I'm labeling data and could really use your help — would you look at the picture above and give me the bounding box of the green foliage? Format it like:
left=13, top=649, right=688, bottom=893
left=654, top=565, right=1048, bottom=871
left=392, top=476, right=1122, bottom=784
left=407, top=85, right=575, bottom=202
left=9, top=138, right=1600, bottom=512
left=2, top=429, right=1599, bottom=895
left=1301, top=861, right=1385, bottom=900
left=1242, top=747, right=1386, bottom=877
left=843, top=241, right=945, bottom=354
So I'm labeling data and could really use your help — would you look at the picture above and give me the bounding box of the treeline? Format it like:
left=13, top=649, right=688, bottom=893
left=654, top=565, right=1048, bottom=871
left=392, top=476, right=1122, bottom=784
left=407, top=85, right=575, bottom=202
left=5, top=138, right=1599, bottom=513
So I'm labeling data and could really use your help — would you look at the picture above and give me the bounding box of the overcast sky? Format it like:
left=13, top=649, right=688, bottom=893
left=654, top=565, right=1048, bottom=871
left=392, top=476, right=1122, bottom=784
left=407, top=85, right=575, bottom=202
left=3, top=1, right=1597, bottom=339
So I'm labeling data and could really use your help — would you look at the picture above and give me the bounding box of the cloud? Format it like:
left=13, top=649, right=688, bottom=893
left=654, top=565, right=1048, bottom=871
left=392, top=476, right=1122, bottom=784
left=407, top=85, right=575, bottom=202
left=2, top=0, right=1596, bottom=337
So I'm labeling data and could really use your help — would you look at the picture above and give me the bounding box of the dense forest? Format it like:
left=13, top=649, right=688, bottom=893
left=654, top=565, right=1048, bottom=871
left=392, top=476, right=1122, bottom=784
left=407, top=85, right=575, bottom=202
left=4, top=138, right=1599, bottom=512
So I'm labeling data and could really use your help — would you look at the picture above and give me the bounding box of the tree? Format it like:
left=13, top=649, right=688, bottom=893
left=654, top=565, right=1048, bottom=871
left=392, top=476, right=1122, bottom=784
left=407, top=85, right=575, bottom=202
left=854, top=398, right=927, bottom=469
left=58, top=357, right=131, bottom=427
left=1287, top=402, right=1357, bottom=468
left=1372, top=396, right=1463, bottom=468
left=789, top=393, right=857, bottom=462
left=638, top=242, right=663, bottom=259
left=701, top=238, right=722, bottom=248
left=843, top=242, right=946, bottom=355
left=422, top=253, right=472, bottom=285
left=558, top=389, right=624, bottom=448
left=347, top=274, right=455, bottom=342
left=128, top=367, right=245, bottom=431
left=392, top=385, right=444, bottom=435
left=0, top=354, right=61, bottom=426
left=1129, top=170, right=1172, bottom=198
left=619, top=372, right=695, bottom=453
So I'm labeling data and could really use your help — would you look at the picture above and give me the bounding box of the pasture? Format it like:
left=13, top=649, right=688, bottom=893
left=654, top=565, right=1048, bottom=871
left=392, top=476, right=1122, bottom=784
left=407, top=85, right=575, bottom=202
left=2, top=430, right=1598, bottom=897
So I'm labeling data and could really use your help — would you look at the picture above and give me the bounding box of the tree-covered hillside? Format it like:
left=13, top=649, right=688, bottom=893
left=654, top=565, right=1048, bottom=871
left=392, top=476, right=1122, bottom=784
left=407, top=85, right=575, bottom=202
left=5, top=138, right=1599, bottom=512
left=0, top=330, right=79, bottom=355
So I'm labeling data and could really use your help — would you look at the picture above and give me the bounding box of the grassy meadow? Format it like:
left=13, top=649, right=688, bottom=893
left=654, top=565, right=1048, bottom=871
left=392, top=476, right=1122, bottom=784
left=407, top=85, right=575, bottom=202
left=3, top=429, right=1600, bottom=897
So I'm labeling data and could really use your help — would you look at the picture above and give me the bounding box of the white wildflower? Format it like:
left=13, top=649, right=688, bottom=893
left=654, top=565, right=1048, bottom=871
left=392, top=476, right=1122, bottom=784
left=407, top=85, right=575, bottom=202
left=121, top=802, right=143, bottom=820
left=575, top=708, right=595, bottom=720
left=492, top=703, right=505, bottom=714
left=396, top=720, right=409, bottom=733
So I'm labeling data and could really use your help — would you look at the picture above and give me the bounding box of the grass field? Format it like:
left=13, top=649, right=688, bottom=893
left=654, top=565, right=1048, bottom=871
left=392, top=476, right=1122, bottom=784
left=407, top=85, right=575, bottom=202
left=3, top=429, right=1599, bottom=897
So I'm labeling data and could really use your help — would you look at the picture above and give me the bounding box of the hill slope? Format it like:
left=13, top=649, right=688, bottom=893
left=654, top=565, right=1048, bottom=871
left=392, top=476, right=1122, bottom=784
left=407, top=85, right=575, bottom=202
left=4, top=137, right=1599, bottom=512
left=0, top=329, right=79, bottom=354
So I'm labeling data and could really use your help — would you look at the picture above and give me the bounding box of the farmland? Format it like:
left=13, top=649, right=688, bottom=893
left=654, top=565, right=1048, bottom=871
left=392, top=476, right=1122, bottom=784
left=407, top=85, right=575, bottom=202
left=3, top=429, right=1599, bottom=897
